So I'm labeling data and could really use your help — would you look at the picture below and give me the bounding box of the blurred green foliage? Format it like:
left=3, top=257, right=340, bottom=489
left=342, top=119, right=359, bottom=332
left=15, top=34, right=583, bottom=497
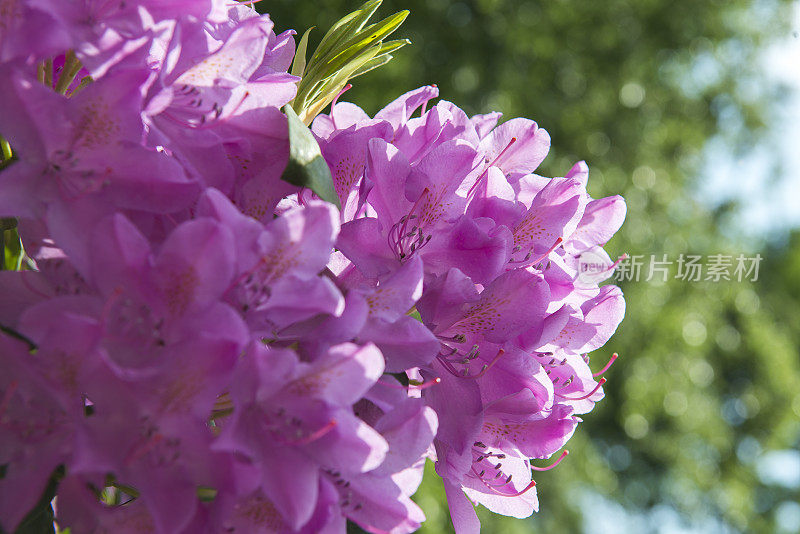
left=259, top=1, right=800, bottom=532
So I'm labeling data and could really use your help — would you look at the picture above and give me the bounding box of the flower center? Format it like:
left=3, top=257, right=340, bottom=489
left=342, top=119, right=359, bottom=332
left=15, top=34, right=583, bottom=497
left=388, top=188, right=433, bottom=261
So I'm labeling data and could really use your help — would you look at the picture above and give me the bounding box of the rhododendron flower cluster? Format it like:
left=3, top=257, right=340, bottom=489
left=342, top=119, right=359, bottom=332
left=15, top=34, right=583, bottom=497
left=0, top=2, right=625, bottom=533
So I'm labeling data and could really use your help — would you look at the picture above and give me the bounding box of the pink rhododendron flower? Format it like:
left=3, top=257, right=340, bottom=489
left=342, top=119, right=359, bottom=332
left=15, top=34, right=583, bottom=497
left=0, top=2, right=625, bottom=533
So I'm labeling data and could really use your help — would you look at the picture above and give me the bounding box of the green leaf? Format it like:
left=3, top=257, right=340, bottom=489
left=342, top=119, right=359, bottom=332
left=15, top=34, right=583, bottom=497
left=2, top=218, right=21, bottom=272
left=344, top=9, right=409, bottom=53
left=312, top=0, right=383, bottom=65
left=389, top=372, right=410, bottom=387
left=1, top=136, right=11, bottom=160
left=291, top=27, right=313, bottom=77
left=3, top=227, right=23, bottom=271
left=350, top=39, right=409, bottom=79
left=280, top=105, right=340, bottom=208
left=13, top=502, right=54, bottom=534
left=290, top=1, right=410, bottom=123
left=350, top=53, right=394, bottom=80
left=299, top=43, right=381, bottom=121
left=373, top=38, right=412, bottom=58
left=10, top=466, right=64, bottom=534
left=197, top=486, right=218, bottom=502
left=308, top=10, right=408, bottom=84
left=346, top=520, right=371, bottom=534
left=301, top=46, right=379, bottom=123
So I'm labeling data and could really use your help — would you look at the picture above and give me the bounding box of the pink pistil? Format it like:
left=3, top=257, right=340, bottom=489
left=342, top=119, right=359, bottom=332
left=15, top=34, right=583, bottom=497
left=100, top=287, right=124, bottom=326
left=0, top=381, right=19, bottom=421
left=531, top=237, right=563, bottom=265
left=331, top=84, right=353, bottom=111
left=555, top=377, right=606, bottom=401
left=468, top=137, right=518, bottom=197
left=593, top=353, right=619, bottom=377
left=604, top=253, right=629, bottom=272
left=20, top=271, right=52, bottom=299
left=531, top=449, right=569, bottom=471
left=125, top=433, right=165, bottom=466
left=469, top=348, right=506, bottom=379
left=283, top=419, right=337, bottom=446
